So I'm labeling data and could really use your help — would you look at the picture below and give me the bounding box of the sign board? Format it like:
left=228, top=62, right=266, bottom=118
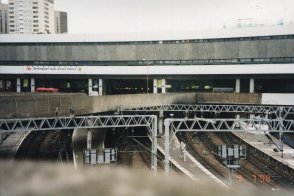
left=24, top=65, right=83, bottom=74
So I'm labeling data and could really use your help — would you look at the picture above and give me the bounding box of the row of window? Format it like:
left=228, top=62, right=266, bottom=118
left=2, top=34, right=293, bottom=46
left=9, top=11, right=38, bottom=14
left=1, top=57, right=294, bottom=66
left=9, top=1, right=38, bottom=5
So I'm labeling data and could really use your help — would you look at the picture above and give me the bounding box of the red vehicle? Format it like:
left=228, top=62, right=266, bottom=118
left=36, top=87, right=59, bottom=93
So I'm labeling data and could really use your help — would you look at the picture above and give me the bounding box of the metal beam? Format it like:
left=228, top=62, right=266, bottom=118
left=0, top=115, right=156, bottom=133
left=120, top=104, right=294, bottom=118
left=167, top=118, right=294, bottom=133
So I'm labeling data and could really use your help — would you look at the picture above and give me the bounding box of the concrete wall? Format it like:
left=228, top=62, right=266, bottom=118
left=0, top=39, right=293, bottom=61
left=196, top=93, right=261, bottom=104
left=0, top=93, right=262, bottom=119
left=92, top=93, right=197, bottom=113
left=0, top=93, right=92, bottom=119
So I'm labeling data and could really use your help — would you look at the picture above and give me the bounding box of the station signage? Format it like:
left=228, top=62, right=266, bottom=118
left=24, top=65, right=83, bottom=74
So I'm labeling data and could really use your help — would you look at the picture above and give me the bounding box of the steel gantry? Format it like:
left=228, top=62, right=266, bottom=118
left=120, top=104, right=294, bottom=118
left=0, top=115, right=158, bottom=174
left=0, top=115, right=156, bottom=132
left=163, top=117, right=294, bottom=176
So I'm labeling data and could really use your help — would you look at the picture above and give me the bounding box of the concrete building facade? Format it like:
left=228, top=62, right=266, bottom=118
left=54, top=11, right=67, bottom=34
left=0, top=25, right=293, bottom=95
left=0, top=1, right=8, bottom=34
left=8, top=0, right=55, bottom=34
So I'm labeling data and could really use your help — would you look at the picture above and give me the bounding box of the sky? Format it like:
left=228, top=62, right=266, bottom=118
left=2, top=0, right=294, bottom=34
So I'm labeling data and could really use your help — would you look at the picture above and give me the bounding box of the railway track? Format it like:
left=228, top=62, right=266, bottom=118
left=181, top=131, right=291, bottom=191
left=193, top=132, right=270, bottom=188
left=216, top=132, right=294, bottom=191
left=178, top=133, right=227, bottom=183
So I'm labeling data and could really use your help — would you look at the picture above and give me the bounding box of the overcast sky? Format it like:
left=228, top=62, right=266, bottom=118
left=2, top=0, right=294, bottom=34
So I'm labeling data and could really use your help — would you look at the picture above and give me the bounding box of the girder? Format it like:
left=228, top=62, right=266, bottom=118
left=120, top=104, right=294, bottom=118
left=166, top=118, right=294, bottom=133
left=0, top=115, right=156, bottom=133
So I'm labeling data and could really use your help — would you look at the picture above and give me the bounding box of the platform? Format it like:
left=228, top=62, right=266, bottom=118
left=157, top=136, right=227, bottom=187
left=233, top=132, right=294, bottom=169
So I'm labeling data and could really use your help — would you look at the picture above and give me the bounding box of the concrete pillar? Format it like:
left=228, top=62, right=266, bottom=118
left=98, top=79, right=103, bottom=95
left=30, top=78, right=35, bottom=93
left=158, top=110, right=164, bottom=134
left=153, top=79, right=158, bottom=94
left=87, top=128, right=92, bottom=150
left=249, top=79, right=254, bottom=93
left=164, top=119, right=170, bottom=176
left=88, top=78, right=93, bottom=95
left=151, top=117, right=158, bottom=175
left=162, top=79, right=166, bottom=93
left=16, top=78, right=21, bottom=92
left=235, top=78, right=240, bottom=93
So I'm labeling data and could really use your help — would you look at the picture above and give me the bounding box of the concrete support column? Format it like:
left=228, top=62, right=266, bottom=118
left=162, top=79, right=166, bottom=93
left=235, top=78, right=240, bottom=93
left=249, top=79, right=254, bottom=93
left=151, top=117, right=158, bottom=175
left=88, top=78, right=93, bottom=96
left=98, top=79, right=103, bottom=95
left=30, top=78, right=35, bottom=93
left=87, top=128, right=92, bottom=150
left=16, top=78, right=21, bottom=92
left=153, top=79, right=158, bottom=94
left=158, top=110, right=163, bottom=135
left=164, top=119, right=170, bottom=176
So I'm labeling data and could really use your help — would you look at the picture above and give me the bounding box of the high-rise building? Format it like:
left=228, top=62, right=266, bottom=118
left=8, top=0, right=55, bottom=34
left=0, top=1, right=8, bottom=34
left=55, top=11, right=67, bottom=34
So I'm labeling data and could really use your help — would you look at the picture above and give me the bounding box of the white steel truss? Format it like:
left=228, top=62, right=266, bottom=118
left=120, top=104, right=294, bottom=118
left=163, top=117, right=294, bottom=176
left=0, top=115, right=155, bottom=132
left=0, top=115, right=158, bottom=175
left=167, top=118, right=294, bottom=133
